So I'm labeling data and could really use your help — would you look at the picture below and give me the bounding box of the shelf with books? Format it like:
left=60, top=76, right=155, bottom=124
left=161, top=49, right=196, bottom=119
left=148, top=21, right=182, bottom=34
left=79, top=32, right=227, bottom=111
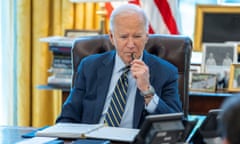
left=39, top=36, right=74, bottom=90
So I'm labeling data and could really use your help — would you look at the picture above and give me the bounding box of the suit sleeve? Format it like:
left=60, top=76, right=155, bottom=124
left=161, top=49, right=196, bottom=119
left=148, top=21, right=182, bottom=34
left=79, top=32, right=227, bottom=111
left=151, top=62, right=182, bottom=114
left=56, top=59, right=87, bottom=123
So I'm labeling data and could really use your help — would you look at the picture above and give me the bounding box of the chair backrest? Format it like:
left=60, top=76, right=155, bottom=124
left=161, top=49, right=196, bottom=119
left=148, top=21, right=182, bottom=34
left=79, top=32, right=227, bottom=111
left=72, top=34, right=192, bottom=118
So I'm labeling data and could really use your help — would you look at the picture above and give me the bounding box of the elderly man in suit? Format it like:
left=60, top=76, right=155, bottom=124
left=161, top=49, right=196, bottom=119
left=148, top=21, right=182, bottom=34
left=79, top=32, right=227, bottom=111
left=56, top=3, right=182, bottom=128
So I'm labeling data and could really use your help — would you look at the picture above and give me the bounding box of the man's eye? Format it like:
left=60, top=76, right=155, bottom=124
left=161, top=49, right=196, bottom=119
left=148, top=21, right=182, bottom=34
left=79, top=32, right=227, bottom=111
left=120, top=36, right=128, bottom=39
left=134, top=35, right=142, bottom=38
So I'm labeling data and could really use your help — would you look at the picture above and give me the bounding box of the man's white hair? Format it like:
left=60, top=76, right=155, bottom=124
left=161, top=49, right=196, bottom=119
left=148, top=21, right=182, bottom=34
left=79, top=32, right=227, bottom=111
left=109, top=4, right=149, bottom=32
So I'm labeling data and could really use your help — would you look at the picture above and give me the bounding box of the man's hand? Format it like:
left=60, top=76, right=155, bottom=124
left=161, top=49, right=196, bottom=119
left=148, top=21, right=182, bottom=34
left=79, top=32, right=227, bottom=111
left=130, top=59, right=153, bottom=105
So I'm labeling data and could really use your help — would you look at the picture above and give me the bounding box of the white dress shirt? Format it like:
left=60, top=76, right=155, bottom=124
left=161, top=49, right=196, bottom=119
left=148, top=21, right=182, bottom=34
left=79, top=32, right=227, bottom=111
left=99, top=53, right=159, bottom=128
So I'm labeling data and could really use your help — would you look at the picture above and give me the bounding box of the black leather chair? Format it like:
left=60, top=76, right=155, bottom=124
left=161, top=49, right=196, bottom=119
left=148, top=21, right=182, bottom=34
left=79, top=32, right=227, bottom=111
left=71, top=34, right=192, bottom=118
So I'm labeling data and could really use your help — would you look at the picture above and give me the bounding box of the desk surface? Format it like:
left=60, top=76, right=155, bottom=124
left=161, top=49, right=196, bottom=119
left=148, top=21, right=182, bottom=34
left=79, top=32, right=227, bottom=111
left=0, top=116, right=205, bottom=144
left=0, top=126, right=128, bottom=144
left=0, top=126, right=78, bottom=144
left=0, top=126, right=36, bottom=144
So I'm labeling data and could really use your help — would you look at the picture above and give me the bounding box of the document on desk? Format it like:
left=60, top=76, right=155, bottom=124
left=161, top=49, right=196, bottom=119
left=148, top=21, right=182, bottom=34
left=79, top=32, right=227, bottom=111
left=36, top=123, right=104, bottom=139
left=35, top=123, right=139, bottom=142
left=85, top=126, right=139, bottom=142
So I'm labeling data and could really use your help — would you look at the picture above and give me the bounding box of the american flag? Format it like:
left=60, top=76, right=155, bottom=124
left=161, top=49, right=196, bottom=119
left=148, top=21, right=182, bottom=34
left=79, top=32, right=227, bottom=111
left=105, top=0, right=181, bottom=35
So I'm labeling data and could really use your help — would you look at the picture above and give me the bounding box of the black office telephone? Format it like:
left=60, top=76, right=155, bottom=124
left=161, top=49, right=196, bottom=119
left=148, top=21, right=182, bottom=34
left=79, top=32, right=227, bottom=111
left=132, top=113, right=196, bottom=144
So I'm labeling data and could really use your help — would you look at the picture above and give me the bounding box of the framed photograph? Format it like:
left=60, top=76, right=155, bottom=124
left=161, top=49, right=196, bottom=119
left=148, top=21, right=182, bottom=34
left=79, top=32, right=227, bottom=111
left=228, top=64, right=240, bottom=92
left=189, top=64, right=202, bottom=88
left=202, top=43, right=238, bottom=89
left=193, top=4, right=240, bottom=51
left=190, top=73, right=217, bottom=92
left=190, top=64, right=201, bottom=73
left=64, top=29, right=100, bottom=38
left=203, top=43, right=238, bottom=68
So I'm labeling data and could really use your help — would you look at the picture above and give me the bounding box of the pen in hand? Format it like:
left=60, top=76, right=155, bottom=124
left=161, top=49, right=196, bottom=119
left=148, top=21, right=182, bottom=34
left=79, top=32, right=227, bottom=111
left=131, top=53, right=136, bottom=61
left=123, top=53, right=136, bottom=72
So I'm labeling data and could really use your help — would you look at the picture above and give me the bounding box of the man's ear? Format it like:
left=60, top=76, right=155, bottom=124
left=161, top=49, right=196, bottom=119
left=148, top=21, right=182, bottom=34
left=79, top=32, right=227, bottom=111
left=109, top=31, right=114, bottom=45
left=145, top=33, right=149, bottom=44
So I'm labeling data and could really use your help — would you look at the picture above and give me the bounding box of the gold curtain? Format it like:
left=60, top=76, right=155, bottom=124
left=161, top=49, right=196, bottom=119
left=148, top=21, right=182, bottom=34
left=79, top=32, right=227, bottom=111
left=17, top=0, right=101, bottom=127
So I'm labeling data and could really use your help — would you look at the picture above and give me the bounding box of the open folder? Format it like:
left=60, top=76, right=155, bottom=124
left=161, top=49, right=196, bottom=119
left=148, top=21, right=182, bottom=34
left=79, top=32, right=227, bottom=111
left=35, top=123, right=139, bottom=142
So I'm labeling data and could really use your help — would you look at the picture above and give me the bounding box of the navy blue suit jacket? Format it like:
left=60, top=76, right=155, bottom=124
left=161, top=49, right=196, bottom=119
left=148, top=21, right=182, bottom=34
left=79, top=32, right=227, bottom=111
left=56, top=50, right=182, bottom=128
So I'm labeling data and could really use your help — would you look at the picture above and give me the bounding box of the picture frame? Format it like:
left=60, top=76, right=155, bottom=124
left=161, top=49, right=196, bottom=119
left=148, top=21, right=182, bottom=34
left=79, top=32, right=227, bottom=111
left=228, top=64, right=240, bottom=92
left=190, top=64, right=201, bottom=73
left=202, top=43, right=238, bottom=69
left=189, top=64, right=202, bottom=88
left=202, top=43, right=238, bottom=89
left=64, top=29, right=100, bottom=38
left=190, top=73, right=217, bottom=92
left=193, top=4, right=240, bottom=51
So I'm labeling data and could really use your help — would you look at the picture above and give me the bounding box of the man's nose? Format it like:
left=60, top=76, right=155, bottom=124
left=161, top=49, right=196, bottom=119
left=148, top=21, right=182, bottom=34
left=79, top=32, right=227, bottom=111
left=126, top=37, right=135, bottom=48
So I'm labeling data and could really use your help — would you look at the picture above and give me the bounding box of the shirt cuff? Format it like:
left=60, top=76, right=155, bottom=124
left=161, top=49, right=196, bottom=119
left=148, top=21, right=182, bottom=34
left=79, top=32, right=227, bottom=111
left=145, top=94, right=159, bottom=113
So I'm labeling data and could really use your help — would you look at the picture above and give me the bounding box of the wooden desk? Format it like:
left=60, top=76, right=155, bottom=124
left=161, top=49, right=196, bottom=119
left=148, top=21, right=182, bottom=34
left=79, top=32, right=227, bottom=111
left=0, top=126, right=36, bottom=144
left=0, top=126, right=128, bottom=144
left=189, top=91, right=233, bottom=115
left=0, top=126, right=83, bottom=144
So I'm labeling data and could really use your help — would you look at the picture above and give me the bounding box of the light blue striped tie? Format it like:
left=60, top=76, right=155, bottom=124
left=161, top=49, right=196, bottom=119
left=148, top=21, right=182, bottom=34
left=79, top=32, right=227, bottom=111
left=105, top=70, right=129, bottom=127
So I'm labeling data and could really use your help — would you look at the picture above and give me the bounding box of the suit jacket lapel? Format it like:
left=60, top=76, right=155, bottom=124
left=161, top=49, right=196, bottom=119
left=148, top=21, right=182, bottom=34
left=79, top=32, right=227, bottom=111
left=92, top=50, right=153, bottom=127
left=93, top=51, right=115, bottom=122
left=133, top=90, right=144, bottom=128
left=133, top=51, right=153, bottom=128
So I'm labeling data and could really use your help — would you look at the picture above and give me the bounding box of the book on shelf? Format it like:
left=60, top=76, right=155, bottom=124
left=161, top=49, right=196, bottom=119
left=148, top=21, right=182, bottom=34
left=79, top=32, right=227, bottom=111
left=47, top=75, right=72, bottom=87
left=48, top=67, right=72, bottom=75
left=35, top=123, right=139, bottom=143
left=52, top=55, right=72, bottom=69
left=49, top=45, right=72, bottom=54
left=53, top=56, right=71, bottom=63
left=40, top=36, right=75, bottom=47
left=53, top=60, right=71, bottom=68
left=52, top=63, right=72, bottom=69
